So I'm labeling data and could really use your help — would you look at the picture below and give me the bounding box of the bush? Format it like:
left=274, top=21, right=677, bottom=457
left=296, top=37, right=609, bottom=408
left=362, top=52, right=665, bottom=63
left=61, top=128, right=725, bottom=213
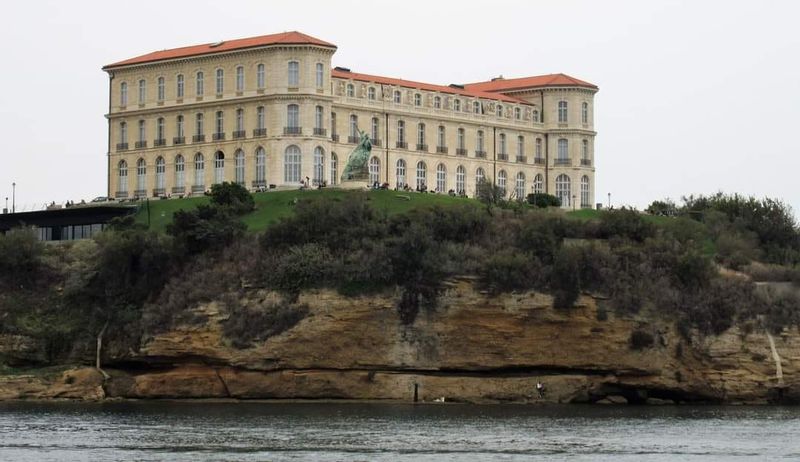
left=222, top=299, right=309, bottom=349
left=168, top=205, right=246, bottom=255
left=630, top=330, right=654, bottom=350
left=597, top=208, right=655, bottom=242
left=479, top=250, right=543, bottom=293
left=0, top=228, right=45, bottom=288
left=210, top=182, right=255, bottom=214
left=551, top=247, right=582, bottom=308
left=527, top=193, right=561, bottom=208
left=263, top=243, right=332, bottom=299
left=646, top=199, right=678, bottom=217
left=476, top=180, right=505, bottom=206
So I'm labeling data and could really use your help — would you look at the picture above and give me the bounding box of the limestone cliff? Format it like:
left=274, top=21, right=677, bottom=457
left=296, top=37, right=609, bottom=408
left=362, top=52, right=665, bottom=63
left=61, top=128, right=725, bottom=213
left=2, top=279, right=798, bottom=404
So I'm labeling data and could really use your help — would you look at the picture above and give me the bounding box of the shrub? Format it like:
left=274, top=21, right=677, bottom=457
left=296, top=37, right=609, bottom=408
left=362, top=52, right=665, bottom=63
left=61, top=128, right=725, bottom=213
left=646, top=199, right=678, bottom=217
left=478, top=250, right=543, bottom=293
left=527, top=193, right=561, bottom=208
left=263, top=243, right=332, bottom=299
left=168, top=204, right=246, bottom=255
left=476, top=180, right=505, bottom=206
left=0, top=228, right=45, bottom=288
left=210, top=182, right=255, bottom=214
left=551, top=246, right=582, bottom=308
left=630, top=329, right=655, bottom=350
left=222, top=299, right=309, bottom=349
left=597, top=208, right=655, bottom=242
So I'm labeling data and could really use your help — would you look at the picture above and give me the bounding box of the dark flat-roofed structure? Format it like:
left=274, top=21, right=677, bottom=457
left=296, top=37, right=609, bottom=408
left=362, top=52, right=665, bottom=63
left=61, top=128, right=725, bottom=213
left=0, top=205, right=137, bottom=241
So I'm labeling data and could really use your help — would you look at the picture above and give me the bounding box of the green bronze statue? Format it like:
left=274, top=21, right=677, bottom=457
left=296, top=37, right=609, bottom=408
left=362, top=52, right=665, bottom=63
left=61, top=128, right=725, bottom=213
left=341, top=129, right=372, bottom=182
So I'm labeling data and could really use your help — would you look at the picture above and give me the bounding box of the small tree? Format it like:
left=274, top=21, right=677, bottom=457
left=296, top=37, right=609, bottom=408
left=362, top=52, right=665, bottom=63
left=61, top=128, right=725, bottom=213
left=210, top=182, right=255, bottom=214
left=527, top=193, right=561, bottom=208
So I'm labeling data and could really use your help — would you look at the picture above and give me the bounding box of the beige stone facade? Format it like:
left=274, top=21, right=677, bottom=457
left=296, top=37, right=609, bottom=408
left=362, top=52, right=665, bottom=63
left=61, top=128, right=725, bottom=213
left=104, top=32, right=597, bottom=207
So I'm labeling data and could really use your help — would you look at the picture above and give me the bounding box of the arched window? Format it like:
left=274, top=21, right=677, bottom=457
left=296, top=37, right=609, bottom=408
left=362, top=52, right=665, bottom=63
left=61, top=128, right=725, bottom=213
left=433, top=96, right=441, bottom=108
left=497, top=170, right=507, bottom=196
left=453, top=99, right=461, bottom=111
left=214, top=151, right=225, bottom=184
left=175, top=154, right=185, bottom=189
left=417, top=123, right=426, bottom=147
left=499, top=133, right=507, bottom=156
left=196, top=71, right=204, bottom=96
left=517, top=135, right=525, bottom=159
left=284, top=145, right=301, bottom=183
left=582, top=102, right=589, bottom=124
left=330, top=152, right=338, bottom=185
left=176, top=115, right=185, bottom=139
left=157, top=76, right=165, bottom=101
left=235, top=108, right=244, bottom=132
left=117, top=160, right=128, bottom=193
left=475, top=167, right=486, bottom=192
left=136, top=158, right=146, bottom=193
left=414, top=93, right=422, bottom=106
left=288, top=61, right=299, bottom=86
left=138, top=79, right=146, bottom=103
left=515, top=172, right=525, bottom=200
left=555, top=174, right=571, bottom=206
left=558, top=101, right=568, bottom=123
left=371, top=117, right=379, bottom=142
left=120, top=82, right=128, bottom=106
left=119, top=121, right=128, bottom=145
left=533, top=174, right=543, bottom=194
left=349, top=114, right=358, bottom=138
left=416, top=161, right=427, bottom=190
left=473, top=101, right=481, bottom=114
left=437, top=125, right=446, bottom=149
left=436, top=163, right=446, bottom=192
left=514, top=107, right=521, bottom=120
left=396, top=158, right=406, bottom=188
left=315, top=63, right=323, bottom=88
left=369, top=156, right=380, bottom=185
left=393, top=90, right=401, bottom=104
left=557, top=138, right=569, bottom=163
left=155, top=156, right=165, bottom=191
left=397, top=120, right=405, bottom=144
left=313, top=146, right=325, bottom=185
left=257, top=64, right=265, bottom=89
left=496, top=104, right=503, bottom=117
left=368, top=86, right=376, bottom=100
left=194, top=153, right=205, bottom=188
left=346, top=83, right=355, bottom=97
left=215, top=111, right=224, bottom=137
left=532, top=109, right=539, bottom=123
left=255, top=147, right=266, bottom=186
left=287, top=104, right=299, bottom=129
left=215, top=68, right=224, bottom=95
left=581, top=175, right=590, bottom=208
left=456, top=165, right=466, bottom=195
left=235, top=65, right=244, bottom=92
left=234, top=149, right=245, bottom=185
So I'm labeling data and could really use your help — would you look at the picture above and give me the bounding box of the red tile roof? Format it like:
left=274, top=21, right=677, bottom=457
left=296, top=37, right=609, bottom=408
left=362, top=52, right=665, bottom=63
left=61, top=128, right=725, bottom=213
left=103, top=31, right=336, bottom=69
left=464, top=73, right=598, bottom=92
left=331, top=68, right=531, bottom=105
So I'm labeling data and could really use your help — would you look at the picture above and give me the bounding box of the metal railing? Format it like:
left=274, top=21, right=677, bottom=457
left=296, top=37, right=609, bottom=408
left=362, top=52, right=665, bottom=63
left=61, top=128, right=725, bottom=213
left=193, top=134, right=205, bottom=143
left=516, top=156, right=527, bottom=163
left=534, top=157, right=545, bottom=165
left=436, top=146, right=448, bottom=154
left=581, top=158, right=592, bottom=166
left=171, top=186, right=185, bottom=194
left=475, top=150, right=486, bottom=158
left=348, top=135, right=360, bottom=144
left=233, top=130, right=246, bottom=139
left=456, top=148, right=467, bottom=156
left=555, top=158, right=572, bottom=166
left=331, top=133, right=340, bottom=142
left=212, top=132, right=225, bottom=141
left=253, top=128, right=267, bottom=137
left=396, top=141, right=408, bottom=149
left=135, top=141, right=147, bottom=149
left=371, top=138, right=382, bottom=147
left=416, top=143, right=428, bottom=152
left=314, top=127, right=327, bottom=136
left=284, top=126, right=302, bottom=135
left=173, top=137, right=185, bottom=145
left=497, top=153, right=509, bottom=161
left=154, top=139, right=166, bottom=147
left=116, top=143, right=128, bottom=151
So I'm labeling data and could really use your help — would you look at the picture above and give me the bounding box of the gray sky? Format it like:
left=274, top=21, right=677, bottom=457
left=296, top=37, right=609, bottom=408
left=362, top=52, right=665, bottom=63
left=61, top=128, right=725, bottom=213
left=2, top=0, right=799, bottom=214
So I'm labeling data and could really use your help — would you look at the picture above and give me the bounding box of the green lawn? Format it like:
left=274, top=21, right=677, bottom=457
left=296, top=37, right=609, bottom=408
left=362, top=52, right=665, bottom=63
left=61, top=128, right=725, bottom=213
left=134, top=188, right=479, bottom=232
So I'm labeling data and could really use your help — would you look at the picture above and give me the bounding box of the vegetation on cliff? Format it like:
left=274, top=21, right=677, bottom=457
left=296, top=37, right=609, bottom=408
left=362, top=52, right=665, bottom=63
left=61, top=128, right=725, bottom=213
left=2, top=185, right=800, bottom=367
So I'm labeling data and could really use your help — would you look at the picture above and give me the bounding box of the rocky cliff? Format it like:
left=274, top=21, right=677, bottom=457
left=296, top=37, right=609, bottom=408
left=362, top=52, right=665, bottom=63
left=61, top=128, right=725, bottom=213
left=2, top=279, right=798, bottom=404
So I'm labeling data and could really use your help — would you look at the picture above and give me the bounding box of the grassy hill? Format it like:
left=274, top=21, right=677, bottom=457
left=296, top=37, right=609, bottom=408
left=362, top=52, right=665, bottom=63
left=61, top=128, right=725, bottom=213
left=133, top=189, right=479, bottom=232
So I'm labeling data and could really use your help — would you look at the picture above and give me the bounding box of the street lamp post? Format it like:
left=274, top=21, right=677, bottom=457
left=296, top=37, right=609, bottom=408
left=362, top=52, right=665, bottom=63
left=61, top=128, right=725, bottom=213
left=12, top=182, right=15, bottom=214
left=572, top=194, right=576, bottom=211
left=607, top=192, right=611, bottom=209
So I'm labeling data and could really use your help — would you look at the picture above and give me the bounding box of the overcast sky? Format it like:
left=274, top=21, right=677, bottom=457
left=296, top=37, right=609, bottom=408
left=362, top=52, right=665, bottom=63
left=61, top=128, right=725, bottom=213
left=2, top=0, right=798, bottom=215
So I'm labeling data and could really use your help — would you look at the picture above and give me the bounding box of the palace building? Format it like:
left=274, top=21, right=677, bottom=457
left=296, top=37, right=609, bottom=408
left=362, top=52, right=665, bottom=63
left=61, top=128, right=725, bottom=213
left=103, top=31, right=598, bottom=207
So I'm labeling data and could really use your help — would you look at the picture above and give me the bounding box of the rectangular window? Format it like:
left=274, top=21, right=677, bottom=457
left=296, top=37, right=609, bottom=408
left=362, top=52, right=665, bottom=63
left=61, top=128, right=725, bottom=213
left=216, top=69, right=224, bottom=95
left=257, top=64, right=265, bottom=89
left=177, top=75, right=184, bottom=98
left=257, top=107, right=265, bottom=130
left=236, top=66, right=244, bottom=92
left=157, top=77, right=165, bottom=101
left=288, top=61, right=299, bottom=87
left=196, top=72, right=204, bottom=96
left=316, top=63, right=324, bottom=88
left=138, top=80, right=146, bottom=103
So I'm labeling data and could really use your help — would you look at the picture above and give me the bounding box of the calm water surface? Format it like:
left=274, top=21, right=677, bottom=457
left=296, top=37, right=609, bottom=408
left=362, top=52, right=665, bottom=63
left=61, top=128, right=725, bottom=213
left=0, top=402, right=798, bottom=461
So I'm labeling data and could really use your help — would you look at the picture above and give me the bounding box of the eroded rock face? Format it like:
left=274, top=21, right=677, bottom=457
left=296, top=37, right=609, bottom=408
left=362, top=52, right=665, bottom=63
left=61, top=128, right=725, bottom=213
left=0, top=367, right=104, bottom=400
left=3, top=280, right=799, bottom=403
